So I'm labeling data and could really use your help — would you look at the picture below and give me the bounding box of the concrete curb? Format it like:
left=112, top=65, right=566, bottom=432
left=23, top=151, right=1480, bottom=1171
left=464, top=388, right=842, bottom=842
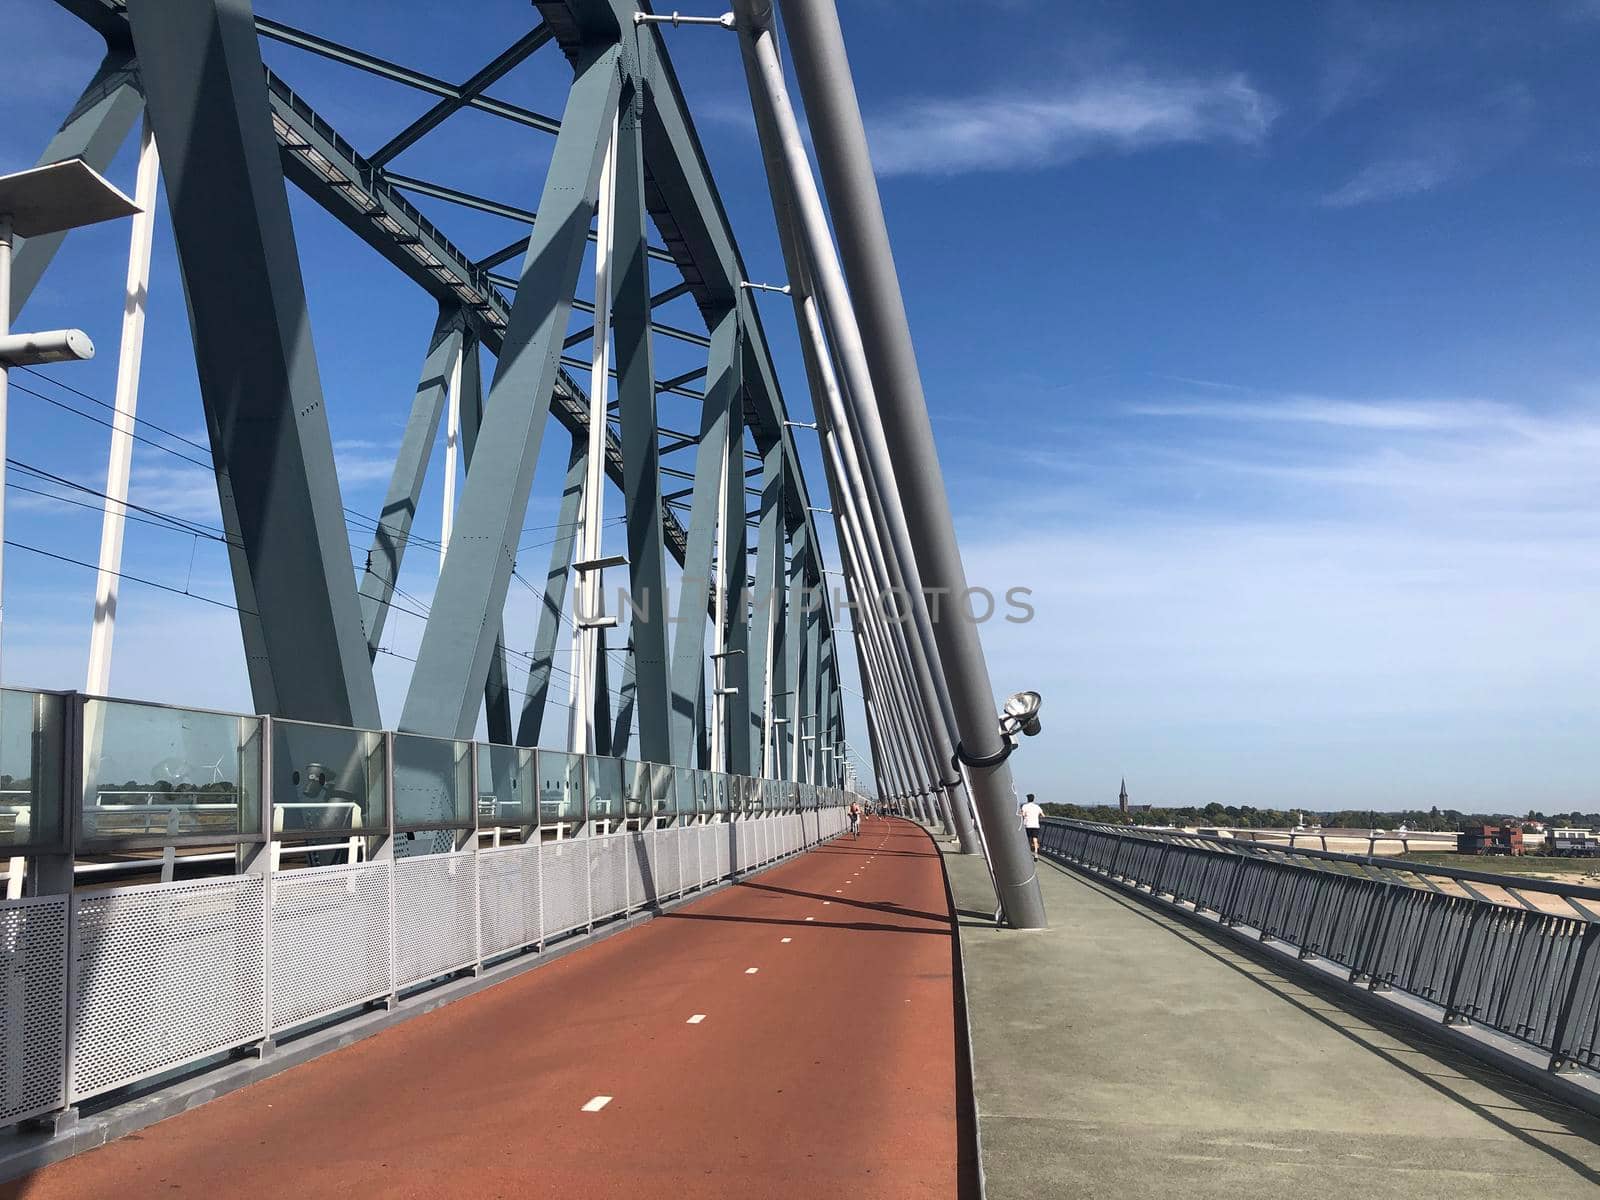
left=916, top=821, right=988, bottom=1200
left=0, top=836, right=839, bottom=1187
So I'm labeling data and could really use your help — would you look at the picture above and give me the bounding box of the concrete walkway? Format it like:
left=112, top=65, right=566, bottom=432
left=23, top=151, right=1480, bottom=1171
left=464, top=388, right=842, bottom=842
left=944, top=846, right=1600, bottom=1200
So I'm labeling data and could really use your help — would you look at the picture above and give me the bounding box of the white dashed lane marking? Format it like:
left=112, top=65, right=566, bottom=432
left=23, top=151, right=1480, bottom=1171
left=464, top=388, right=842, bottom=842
left=745, top=967, right=760, bottom=975
left=687, top=1014, right=706, bottom=1025
left=781, top=937, right=792, bottom=943
left=582, top=1096, right=612, bottom=1112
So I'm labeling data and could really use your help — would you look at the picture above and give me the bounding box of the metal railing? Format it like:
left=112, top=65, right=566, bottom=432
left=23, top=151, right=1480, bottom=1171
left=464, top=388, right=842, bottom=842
left=1040, top=820, right=1600, bottom=1078
left=0, top=684, right=862, bottom=1131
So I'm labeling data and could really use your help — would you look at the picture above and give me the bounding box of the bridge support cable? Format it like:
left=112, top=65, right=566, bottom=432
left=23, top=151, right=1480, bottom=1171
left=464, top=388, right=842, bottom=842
left=733, top=19, right=978, bottom=849
left=735, top=0, right=1041, bottom=921
left=128, top=0, right=381, bottom=729
left=399, top=39, right=623, bottom=739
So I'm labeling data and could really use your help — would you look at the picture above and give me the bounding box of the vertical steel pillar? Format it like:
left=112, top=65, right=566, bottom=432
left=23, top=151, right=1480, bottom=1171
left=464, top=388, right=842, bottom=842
left=85, top=115, right=159, bottom=697
left=784, top=523, right=810, bottom=780
left=440, top=344, right=461, bottom=566
left=609, top=71, right=673, bottom=764
left=748, top=438, right=784, bottom=775
left=454, top=338, right=514, bottom=744
left=359, top=309, right=463, bottom=656
left=668, top=306, right=740, bottom=765
left=571, top=105, right=619, bottom=756
left=128, top=0, right=379, bottom=728
left=517, top=437, right=586, bottom=746
left=719, top=366, right=752, bottom=774
left=401, top=39, right=623, bottom=737
left=611, top=635, right=637, bottom=755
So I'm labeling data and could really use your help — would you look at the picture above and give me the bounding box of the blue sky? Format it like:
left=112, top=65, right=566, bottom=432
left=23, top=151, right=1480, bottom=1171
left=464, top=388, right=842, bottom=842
left=6, top=0, right=1600, bottom=810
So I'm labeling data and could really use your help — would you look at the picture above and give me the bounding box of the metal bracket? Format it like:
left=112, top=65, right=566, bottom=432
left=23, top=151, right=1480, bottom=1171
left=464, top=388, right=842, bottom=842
left=952, top=739, right=1014, bottom=771
left=634, top=11, right=736, bottom=30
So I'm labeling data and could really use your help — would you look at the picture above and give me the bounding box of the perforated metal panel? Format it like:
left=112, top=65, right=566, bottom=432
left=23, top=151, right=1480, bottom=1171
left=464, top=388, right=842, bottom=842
left=589, top=834, right=628, bottom=919
left=689, top=824, right=707, bottom=886
left=715, top=823, right=733, bottom=879
left=478, top=843, right=540, bottom=959
left=625, top=833, right=652, bottom=909
left=1, top=895, right=67, bottom=1125
left=651, top=828, right=682, bottom=899
left=738, top=820, right=756, bottom=873
left=394, top=852, right=479, bottom=988
left=540, top=840, right=588, bottom=938
left=70, top=877, right=265, bottom=1102
left=270, top=861, right=392, bottom=1034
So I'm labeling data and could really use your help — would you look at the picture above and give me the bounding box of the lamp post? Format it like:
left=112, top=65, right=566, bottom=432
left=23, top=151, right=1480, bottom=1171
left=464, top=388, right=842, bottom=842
left=0, top=159, right=140, bottom=682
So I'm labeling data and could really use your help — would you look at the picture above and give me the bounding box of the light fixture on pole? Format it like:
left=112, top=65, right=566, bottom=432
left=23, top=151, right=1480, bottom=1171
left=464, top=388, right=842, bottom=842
left=0, top=158, right=140, bottom=683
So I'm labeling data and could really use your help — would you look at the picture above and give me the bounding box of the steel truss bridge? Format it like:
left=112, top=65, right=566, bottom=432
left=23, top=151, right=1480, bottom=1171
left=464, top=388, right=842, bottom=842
left=0, top=0, right=1055, bottom=1143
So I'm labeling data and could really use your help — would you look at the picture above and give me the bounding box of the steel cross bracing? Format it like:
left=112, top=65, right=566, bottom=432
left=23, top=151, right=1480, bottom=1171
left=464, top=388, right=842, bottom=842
left=26, top=0, right=842, bottom=783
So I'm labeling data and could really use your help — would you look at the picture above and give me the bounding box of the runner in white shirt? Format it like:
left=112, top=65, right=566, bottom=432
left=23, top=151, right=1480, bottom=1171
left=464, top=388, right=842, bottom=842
left=1019, top=794, right=1044, bottom=861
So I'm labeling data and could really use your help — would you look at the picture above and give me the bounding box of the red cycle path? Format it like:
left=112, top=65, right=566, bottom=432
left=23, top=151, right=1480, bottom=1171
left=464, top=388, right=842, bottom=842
left=6, top=817, right=966, bottom=1200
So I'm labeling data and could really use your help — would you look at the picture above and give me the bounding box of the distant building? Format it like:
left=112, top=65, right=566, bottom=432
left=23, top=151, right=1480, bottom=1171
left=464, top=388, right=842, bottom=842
left=1119, top=778, right=1129, bottom=816
left=1458, top=825, right=1524, bottom=856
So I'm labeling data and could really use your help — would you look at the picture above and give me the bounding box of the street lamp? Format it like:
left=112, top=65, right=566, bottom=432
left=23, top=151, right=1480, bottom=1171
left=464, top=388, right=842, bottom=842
left=0, top=158, right=140, bottom=681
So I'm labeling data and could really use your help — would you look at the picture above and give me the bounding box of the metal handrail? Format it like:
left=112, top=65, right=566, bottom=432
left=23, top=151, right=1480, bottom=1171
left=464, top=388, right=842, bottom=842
left=1062, top=819, right=1600, bottom=905
left=1041, top=819, right=1600, bottom=1076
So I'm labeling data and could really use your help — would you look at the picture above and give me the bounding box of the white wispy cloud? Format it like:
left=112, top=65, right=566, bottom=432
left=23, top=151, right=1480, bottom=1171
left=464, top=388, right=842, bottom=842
left=1321, top=148, right=1460, bottom=207
left=1129, top=395, right=1522, bottom=433
left=865, top=70, right=1277, bottom=177
left=1321, top=85, right=1532, bottom=208
left=333, top=438, right=400, bottom=487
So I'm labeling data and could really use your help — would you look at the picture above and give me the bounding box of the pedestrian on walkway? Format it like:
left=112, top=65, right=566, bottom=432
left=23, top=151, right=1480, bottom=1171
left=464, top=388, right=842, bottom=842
left=848, top=800, right=862, bottom=838
left=1019, top=793, right=1044, bottom=860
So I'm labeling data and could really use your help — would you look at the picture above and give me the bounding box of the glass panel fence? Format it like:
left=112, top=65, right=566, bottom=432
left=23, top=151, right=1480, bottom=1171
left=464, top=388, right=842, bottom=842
left=674, top=766, right=696, bottom=820
left=270, top=718, right=384, bottom=846
left=538, top=750, right=584, bottom=834
left=80, top=697, right=261, bottom=846
left=392, top=731, right=472, bottom=832
left=586, top=755, right=624, bottom=833
left=650, top=762, right=676, bottom=825
left=0, top=688, right=65, bottom=850
left=477, top=742, right=535, bottom=829
left=622, top=758, right=650, bottom=827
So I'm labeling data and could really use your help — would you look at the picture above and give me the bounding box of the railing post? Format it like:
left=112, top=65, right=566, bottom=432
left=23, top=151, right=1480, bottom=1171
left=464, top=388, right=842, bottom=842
left=1349, top=880, right=1397, bottom=988
left=1548, top=919, right=1600, bottom=1073
left=1219, top=852, right=1249, bottom=928
left=1441, top=901, right=1487, bottom=1027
